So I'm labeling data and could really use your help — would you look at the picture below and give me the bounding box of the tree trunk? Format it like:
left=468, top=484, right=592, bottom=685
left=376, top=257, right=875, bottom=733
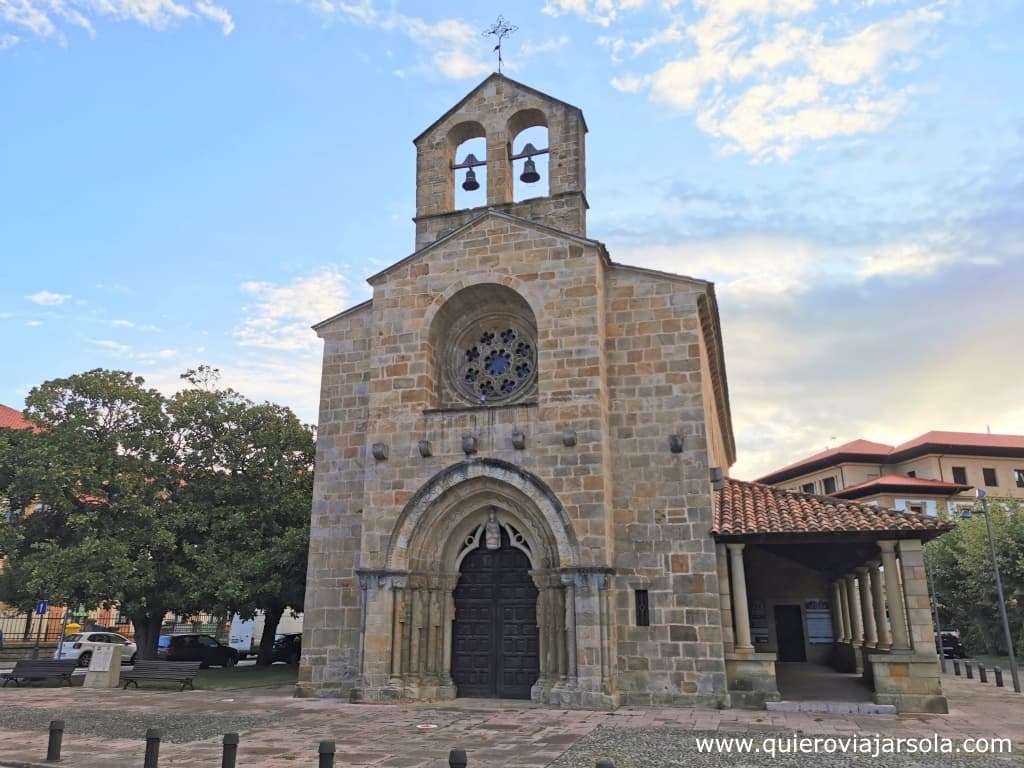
left=130, top=609, right=166, bottom=660
left=256, top=605, right=285, bottom=666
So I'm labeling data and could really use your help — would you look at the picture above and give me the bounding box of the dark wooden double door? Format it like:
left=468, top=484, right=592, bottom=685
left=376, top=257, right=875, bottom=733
left=452, top=531, right=539, bottom=699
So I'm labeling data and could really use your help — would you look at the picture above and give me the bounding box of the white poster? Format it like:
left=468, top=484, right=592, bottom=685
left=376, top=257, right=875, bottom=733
left=805, top=599, right=834, bottom=645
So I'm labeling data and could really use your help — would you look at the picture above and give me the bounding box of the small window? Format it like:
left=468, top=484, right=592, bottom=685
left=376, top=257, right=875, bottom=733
left=983, top=468, right=998, bottom=487
left=952, top=466, right=967, bottom=485
left=822, top=477, right=837, bottom=495
left=908, top=503, right=926, bottom=515
left=906, top=471, right=916, bottom=478
left=635, top=589, right=650, bottom=627
left=1014, top=469, right=1024, bottom=488
left=801, top=482, right=815, bottom=494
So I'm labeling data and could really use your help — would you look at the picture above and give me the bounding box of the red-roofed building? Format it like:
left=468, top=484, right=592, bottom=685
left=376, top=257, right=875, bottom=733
left=756, top=430, right=1024, bottom=516
left=0, top=404, right=34, bottom=431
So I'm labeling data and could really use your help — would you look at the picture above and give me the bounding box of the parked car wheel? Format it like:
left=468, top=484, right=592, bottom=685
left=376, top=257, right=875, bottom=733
left=128, top=653, right=137, bottom=665
left=224, top=654, right=237, bottom=668
left=77, top=651, right=92, bottom=668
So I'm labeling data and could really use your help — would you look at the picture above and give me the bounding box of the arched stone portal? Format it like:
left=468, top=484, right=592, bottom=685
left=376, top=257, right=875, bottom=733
left=353, top=460, right=618, bottom=709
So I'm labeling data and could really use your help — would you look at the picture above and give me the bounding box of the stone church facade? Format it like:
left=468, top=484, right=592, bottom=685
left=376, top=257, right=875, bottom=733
left=299, top=74, right=948, bottom=713
left=299, top=74, right=736, bottom=709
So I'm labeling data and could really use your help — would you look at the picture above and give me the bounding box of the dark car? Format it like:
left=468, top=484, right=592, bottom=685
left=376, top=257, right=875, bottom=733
left=272, top=633, right=302, bottom=665
left=157, top=633, right=239, bottom=668
left=936, top=631, right=967, bottom=659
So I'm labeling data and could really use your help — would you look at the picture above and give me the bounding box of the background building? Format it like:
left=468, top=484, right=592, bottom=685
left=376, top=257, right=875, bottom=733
left=757, top=431, right=1024, bottom=516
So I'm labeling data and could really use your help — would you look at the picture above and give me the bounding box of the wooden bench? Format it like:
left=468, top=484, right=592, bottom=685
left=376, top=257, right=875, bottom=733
left=1, top=659, right=78, bottom=687
left=122, top=660, right=202, bottom=691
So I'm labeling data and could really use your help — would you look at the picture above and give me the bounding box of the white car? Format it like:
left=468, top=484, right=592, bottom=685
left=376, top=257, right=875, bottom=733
left=54, top=631, right=138, bottom=667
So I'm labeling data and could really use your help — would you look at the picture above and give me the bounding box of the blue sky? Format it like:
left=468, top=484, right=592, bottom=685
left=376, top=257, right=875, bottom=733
left=2, top=0, right=1022, bottom=479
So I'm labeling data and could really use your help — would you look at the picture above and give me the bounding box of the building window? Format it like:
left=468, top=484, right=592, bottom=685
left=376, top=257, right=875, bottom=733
left=635, top=589, right=650, bottom=627
left=801, top=482, right=815, bottom=494
left=952, top=466, right=967, bottom=485
left=1015, top=469, right=1024, bottom=488
left=822, top=477, right=837, bottom=494
left=907, top=470, right=916, bottom=478
left=908, top=502, right=926, bottom=515
left=983, top=467, right=998, bottom=487
left=454, top=324, right=537, bottom=403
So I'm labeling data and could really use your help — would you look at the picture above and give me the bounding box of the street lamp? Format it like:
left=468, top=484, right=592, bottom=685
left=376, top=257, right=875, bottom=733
left=961, top=489, right=1021, bottom=693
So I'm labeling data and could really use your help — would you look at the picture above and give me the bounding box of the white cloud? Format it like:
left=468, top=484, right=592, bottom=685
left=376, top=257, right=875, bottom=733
left=307, top=2, right=490, bottom=80
left=542, top=0, right=647, bottom=27
left=25, top=320, right=43, bottom=327
left=26, top=290, right=70, bottom=305
left=518, top=35, right=570, bottom=58
left=0, top=31, right=18, bottom=47
left=90, top=338, right=133, bottom=354
left=610, top=2, right=945, bottom=159
left=615, top=233, right=958, bottom=302
left=1, top=0, right=234, bottom=44
left=235, top=268, right=352, bottom=351
left=111, top=319, right=135, bottom=328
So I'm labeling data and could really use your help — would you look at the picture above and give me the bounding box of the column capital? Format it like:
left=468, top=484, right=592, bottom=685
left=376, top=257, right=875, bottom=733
left=726, top=542, right=746, bottom=554
left=896, top=538, right=924, bottom=552
left=878, top=540, right=898, bottom=553
left=854, top=565, right=870, bottom=576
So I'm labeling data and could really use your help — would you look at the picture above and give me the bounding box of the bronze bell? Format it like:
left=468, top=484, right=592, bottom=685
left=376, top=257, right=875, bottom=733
left=461, top=153, right=480, bottom=191
left=520, top=157, right=540, bottom=184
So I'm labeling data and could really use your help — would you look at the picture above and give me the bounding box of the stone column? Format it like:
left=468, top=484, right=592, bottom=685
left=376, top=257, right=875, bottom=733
left=407, top=588, right=421, bottom=678
left=879, top=541, right=911, bottom=651
left=856, top=567, right=877, bottom=649
left=562, top=574, right=578, bottom=685
left=830, top=581, right=845, bottom=642
left=390, top=586, right=405, bottom=680
left=441, top=579, right=456, bottom=689
left=717, top=544, right=735, bottom=652
left=727, top=543, right=754, bottom=652
left=838, top=579, right=852, bottom=642
left=897, top=539, right=939, bottom=656
left=869, top=563, right=891, bottom=651
left=844, top=574, right=863, bottom=644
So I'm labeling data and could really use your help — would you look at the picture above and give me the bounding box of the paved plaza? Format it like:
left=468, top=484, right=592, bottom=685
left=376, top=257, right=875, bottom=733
left=0, top=673, right=1021, bottom=767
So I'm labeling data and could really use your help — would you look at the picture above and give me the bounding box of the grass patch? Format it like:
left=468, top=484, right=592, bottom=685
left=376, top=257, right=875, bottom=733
left=193, top=663, right=298, bottom=690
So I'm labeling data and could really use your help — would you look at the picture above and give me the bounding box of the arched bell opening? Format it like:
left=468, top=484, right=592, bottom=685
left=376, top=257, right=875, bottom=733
left=507, top=108, right=549, bottom=202
left=449, top=120, right=487, bottom=211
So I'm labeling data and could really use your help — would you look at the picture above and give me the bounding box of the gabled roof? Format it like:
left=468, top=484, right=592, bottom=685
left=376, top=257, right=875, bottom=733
left=365, top=208, right=603, bottom=286
left=833, top=474, right=972, bottom=500
left=0, top=404, right=35, bottom=431
left=757, top=431, right=1024, bottom=485
left=713, top=478, right=952, bottom=541
left=413, top=73, right=587, bottom=144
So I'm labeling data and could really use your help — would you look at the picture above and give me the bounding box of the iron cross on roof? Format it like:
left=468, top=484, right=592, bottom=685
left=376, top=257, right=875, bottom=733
left=483, top=16, right=517, bottom=74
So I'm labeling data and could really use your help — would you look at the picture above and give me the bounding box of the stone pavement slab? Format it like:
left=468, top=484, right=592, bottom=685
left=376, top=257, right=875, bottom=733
left=0, top=671, right=1020, bottom=767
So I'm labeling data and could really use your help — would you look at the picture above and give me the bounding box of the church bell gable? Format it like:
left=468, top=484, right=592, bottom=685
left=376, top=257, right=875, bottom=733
left=412, top=73, right=589, bottom=249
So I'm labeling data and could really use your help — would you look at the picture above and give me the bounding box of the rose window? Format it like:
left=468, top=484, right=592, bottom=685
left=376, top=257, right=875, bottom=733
left=451, top=321, right=537, bottom=404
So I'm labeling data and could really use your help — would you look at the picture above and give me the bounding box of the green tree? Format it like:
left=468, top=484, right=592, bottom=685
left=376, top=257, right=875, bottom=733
left=928, top=498, right=1024, bottom=657
left=0, top=368, right=314, bottom=661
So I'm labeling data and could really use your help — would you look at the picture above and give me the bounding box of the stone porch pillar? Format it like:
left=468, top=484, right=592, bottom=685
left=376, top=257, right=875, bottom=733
left=856, top=566, right=878, bottom=649
left=561, top=573, right=579, bottom=687
left=830, top=581, right=845, bottom=642
left=844, top=574, right=863, bottom=644
left=727, top=543, right=754, bottom=652
left=879, top=541, right=911, bottom=652
left=837, top=578, right=852, bottom=641
left=869, top=563, right=891, bottom=651
left=716, top=544, right=735, bottom=653
left=897, top=540, right=939, bottom=656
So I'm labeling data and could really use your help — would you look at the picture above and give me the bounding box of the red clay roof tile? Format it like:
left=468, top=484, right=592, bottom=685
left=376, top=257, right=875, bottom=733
left=713, top=477, right=952, bottom=539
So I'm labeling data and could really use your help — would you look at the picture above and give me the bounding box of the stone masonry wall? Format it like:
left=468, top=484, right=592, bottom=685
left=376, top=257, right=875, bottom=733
left=298, top=304, right=372, bottom=697
left=605, top=267, right=729, bottom=706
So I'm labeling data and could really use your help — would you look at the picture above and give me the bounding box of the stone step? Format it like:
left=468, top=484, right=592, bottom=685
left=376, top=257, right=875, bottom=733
left=767, top=700, right=897, bottom=715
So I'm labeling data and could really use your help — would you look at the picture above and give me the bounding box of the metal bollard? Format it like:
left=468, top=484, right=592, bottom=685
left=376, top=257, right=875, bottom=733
left=596, top=761, right=616, bottom=768
left=318, top=740, right=335, bottom=768
left=222, top=733, right=239, bottom=768
left=448, top=748, right=468, bottom=768
left=979, top=666, right=988, bottom=683
left=144, top=728, right=161, bottom=768
left=46, top=719, right=64, bottom=762
left=965, top=663, right=973, bottom=679
left=995, top=667, right=1004, bottom=687
left=953, top=660, right=960, bottom=676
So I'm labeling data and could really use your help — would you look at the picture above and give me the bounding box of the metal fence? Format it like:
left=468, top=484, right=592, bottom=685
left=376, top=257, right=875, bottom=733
left=0, top=607, right=228, bottom=650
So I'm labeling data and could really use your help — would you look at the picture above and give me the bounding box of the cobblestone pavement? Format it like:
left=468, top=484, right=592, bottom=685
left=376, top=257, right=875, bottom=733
left=0, top=672, right=1020, bottom=767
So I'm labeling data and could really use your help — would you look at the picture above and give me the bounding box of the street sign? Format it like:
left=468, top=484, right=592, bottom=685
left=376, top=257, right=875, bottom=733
left=35, top=600, right=48, bottom=615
